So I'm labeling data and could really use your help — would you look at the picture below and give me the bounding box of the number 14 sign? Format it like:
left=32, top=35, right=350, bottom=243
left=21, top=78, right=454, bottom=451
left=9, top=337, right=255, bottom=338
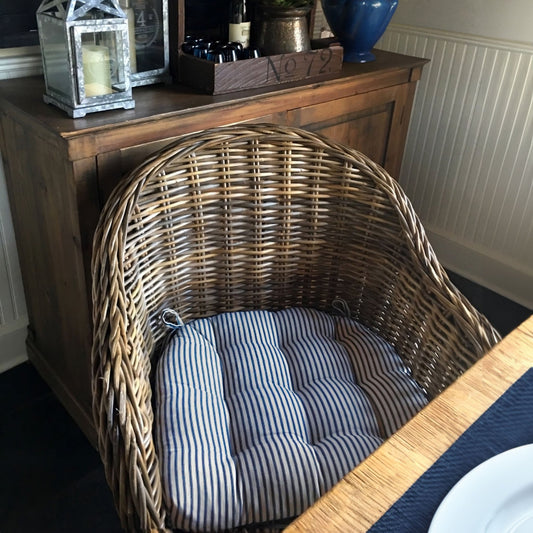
left=124, top=0, right=170, bottom=86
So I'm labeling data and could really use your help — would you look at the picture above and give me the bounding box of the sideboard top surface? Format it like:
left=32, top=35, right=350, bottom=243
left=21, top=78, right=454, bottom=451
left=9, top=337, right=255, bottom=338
left=0, top=50, right=427, bottom=153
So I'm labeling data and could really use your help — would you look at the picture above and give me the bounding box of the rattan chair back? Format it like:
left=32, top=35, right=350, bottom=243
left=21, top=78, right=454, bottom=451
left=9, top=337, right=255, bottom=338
left=91, top=124, right=500, bottom=532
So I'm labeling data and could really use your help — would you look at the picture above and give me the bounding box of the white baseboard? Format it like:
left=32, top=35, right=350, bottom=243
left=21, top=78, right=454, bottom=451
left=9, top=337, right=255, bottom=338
left=0, top=318, right=28, bottom=373
left=427, top=227, right=533, bottom=310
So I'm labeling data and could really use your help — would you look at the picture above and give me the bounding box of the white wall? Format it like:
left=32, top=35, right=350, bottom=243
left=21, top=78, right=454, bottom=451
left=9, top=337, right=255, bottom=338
left=391, top=0, right=533, bottom=44
left=0, top=159, right=28, bottom=372
left=380, top=0, right=533, bottom=309
left=0, top=47, right=42, bottom=372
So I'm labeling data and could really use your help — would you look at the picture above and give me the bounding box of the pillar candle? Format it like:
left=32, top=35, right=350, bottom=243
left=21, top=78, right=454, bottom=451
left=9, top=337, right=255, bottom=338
left=82, top=44, right=113, bottom=97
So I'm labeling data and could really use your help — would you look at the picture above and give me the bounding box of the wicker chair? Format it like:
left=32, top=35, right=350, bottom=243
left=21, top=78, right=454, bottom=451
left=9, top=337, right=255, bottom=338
left=91, top=123, right=500, bottom=532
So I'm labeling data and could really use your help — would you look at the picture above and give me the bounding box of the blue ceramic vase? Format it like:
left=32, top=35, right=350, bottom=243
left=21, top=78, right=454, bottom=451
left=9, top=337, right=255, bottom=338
left=321, top=0, right=398, bottom=63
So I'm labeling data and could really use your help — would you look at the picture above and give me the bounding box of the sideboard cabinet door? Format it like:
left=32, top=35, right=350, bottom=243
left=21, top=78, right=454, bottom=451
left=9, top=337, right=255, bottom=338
left=287, top=82, right=416, bottom=179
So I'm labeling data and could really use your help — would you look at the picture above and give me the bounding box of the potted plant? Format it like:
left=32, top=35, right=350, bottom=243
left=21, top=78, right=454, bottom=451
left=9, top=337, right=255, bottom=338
left=252, top=0, right=314, bottom=55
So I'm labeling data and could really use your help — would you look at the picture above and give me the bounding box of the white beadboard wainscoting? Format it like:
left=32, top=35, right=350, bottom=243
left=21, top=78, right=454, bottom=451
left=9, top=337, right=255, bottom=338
left=378, top=25, right=533, bottom=309
left=0, top=47, right=39, bottom=371
left=0, top=162, right=28, bottom=372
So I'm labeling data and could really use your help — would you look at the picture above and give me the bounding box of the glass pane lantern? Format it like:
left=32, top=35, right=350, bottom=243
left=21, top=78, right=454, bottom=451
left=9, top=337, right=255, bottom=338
left=120, top=0, right=170, bottom=87
left=37, top=0, right=135, bottom=118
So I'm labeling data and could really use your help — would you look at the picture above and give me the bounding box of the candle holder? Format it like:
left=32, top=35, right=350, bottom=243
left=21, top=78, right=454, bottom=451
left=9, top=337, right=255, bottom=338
left=37, top=0, right=135, bottom=118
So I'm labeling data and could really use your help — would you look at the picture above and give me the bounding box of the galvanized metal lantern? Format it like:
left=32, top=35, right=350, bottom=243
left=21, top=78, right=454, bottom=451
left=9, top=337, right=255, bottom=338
left=37, top=0, right=135, bottom=118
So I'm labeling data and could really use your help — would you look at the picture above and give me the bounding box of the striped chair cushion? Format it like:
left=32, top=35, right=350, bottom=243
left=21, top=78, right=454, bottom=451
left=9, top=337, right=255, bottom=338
left=155, top=307, right=427, bottom=532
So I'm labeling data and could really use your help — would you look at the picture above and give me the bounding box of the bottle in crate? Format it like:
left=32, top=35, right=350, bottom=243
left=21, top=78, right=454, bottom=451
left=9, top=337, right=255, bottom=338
left=228, top=0, right=251, bottom=48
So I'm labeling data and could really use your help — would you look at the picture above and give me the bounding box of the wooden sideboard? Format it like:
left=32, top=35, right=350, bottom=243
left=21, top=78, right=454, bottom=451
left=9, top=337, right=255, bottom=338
left=0, top=50, right=427, bottom=445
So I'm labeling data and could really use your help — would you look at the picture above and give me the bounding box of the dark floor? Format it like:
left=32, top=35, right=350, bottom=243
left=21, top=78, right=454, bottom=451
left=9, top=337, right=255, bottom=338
left=0, top=272, right=530, bottom=533
left=446, top=271, right=531, bottom=338
left=0, top=362, right=122, bottom=533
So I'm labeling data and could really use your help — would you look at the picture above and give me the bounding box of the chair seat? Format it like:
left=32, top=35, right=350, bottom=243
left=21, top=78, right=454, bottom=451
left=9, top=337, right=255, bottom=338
left=155, top=307, right=428, bottom=532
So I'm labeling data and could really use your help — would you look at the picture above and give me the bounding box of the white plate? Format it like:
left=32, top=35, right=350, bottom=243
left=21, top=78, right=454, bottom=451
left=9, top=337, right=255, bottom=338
left=429, top=444, right=533, bottom=533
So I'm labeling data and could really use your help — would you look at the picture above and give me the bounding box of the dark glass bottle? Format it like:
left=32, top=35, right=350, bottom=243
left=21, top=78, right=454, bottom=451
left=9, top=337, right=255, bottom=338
left=228, top=0, right=251, bottom=48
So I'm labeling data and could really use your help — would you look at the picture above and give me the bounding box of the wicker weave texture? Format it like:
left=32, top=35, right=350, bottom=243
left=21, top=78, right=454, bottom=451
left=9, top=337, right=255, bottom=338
left=91, top=124, right=500, bottom=532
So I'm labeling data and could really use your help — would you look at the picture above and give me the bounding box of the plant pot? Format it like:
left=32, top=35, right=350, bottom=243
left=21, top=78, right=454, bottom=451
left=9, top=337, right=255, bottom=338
left=254, top=6, right=311, bottom=56
left=321, top=0, right=398, bottom=63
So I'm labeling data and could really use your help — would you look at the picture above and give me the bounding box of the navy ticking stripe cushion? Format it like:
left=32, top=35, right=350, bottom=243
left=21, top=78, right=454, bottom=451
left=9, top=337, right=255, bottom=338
left=155, top=307, right=427, bottom=532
